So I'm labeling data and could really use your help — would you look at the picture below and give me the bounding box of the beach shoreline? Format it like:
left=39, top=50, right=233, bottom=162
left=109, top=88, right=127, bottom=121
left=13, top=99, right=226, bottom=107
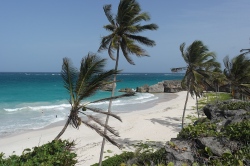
left=0, top=91, right=196, bottom=166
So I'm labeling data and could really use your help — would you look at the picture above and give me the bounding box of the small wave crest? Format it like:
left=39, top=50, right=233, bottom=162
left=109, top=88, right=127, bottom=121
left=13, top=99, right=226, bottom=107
left=4, top=103, right=71, bottom=112
left=90, top=93, right=158, bottom=107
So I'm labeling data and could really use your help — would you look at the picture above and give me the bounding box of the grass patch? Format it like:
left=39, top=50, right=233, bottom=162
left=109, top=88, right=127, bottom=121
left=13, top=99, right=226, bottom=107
left=198, top=92, right=231, bottom=108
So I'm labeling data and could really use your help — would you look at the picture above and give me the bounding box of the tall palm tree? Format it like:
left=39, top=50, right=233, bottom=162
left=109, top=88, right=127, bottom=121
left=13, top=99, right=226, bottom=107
left=207, top=67, right=227, bottom=102
left=98, top=0, right=158, bottom=164
left=55, top=53, right=125, bottom=147
left=223, top=53, right=250, bottom=99
left=171, top=40, right=219, bottom=128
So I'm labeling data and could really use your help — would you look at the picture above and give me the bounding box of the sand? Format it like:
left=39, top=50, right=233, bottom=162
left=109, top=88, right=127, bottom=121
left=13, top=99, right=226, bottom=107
left=0, top=91, right=196, bottom=166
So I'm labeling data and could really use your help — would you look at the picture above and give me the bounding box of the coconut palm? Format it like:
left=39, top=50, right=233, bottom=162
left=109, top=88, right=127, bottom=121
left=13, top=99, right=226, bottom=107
left=98, top=0, right=158, bottom=164
left=54, top=53, right=126, bottom=147
left=171, top=40, right=219, bottom=128
left=207, top=67, right=227, bottom=102
left=223, top=53, right=250, bottom=99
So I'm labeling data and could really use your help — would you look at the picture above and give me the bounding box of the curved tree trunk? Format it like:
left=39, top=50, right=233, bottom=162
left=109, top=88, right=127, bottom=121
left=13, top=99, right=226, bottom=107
left=195, top=95, right=200, bottom=118
left=54, top=117, right=71, bottom=140
left=99, top=46, right=120, bottom=166
left=215, top=83, right=218, bottom=103
left=182, top=88, right=190, bottom=129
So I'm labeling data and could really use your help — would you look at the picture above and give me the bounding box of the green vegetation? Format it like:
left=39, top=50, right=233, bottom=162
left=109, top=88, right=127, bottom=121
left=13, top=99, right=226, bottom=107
left=177, top=119, right=219, bottom=139
left=92, top=98, right=250, bottom=166
left=91, top=152, right=134, bottom=166
left=223, top=54, right=250, bottom=98
left=223, top=120, right=250, bottom=141
left=0, top=140, right=77, bottom=166
left=171, top=40, right=220, bottom=128
left=218, top=100, right=250, bottom=110
left=98, top=0, right=159, bottom=164
left=55, top=54, right=122, bottom=148
left=198, top=92, right=231, bottom=109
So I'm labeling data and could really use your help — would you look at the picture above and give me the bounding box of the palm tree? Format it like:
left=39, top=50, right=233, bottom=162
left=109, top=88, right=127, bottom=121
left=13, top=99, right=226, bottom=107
left=55, top=53, right=125, bottom=147
left=207, top=67, right=227, bottom=102
left=223, top=53, right=250, bottom=99
left=171, top=40, right=219, bottom=128
left=98, top=0, right=158, bottom=164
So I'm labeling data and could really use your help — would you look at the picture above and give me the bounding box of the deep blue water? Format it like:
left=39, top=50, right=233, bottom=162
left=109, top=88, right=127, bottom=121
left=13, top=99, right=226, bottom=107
left=0, top=72, right=184, bottom=136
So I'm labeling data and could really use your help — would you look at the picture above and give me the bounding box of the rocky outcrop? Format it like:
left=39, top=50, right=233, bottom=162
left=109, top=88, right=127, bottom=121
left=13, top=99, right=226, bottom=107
left=164, top=100, right=250, bottom=165
left=165, top=139, right=194, bottom=166
left=163, top=80, right=183, bottom=93
left=136, top=85, right=149, bottom=93
left=136, top=80, right=183, bottom=93
left=101, top=83, right=115, bottom=91
left=102, top=80, right=184, bottom=93
left=148, top=82, right=165, bottom=93
left=118, top=88, right=134, bottom=93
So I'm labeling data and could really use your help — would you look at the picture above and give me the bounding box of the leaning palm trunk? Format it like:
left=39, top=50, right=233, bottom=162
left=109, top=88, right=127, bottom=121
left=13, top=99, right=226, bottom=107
left=99, top=47, right=120, bottom=166
left=195, top=95, right=200, bottom=118
left=182, top=86, right=190, bottom=129
left=54, top=112, right=72, bottom=140
left=215, top=84, right=219, bottom=103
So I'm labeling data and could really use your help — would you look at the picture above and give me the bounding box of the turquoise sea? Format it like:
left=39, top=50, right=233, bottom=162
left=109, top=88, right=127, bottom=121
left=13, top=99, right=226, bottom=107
left=0, top=72, right=184, bottom=136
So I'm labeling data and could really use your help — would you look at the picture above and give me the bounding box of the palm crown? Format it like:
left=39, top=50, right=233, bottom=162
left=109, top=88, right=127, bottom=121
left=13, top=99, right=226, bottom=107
left=223, top=53, right=250, bottom=97
left=98, top=0, right=158, bottom=65
left=55, top=53, right=124, bottom=147
left=180, top=41, right=219, bottom=97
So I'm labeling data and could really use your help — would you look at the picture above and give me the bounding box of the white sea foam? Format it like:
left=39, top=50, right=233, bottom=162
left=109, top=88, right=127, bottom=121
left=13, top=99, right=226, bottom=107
left=4, top=103, right=71, bottom=112
left=89, top=93, right=157, bottom=107
left=0, top=93, right=158, bottom=136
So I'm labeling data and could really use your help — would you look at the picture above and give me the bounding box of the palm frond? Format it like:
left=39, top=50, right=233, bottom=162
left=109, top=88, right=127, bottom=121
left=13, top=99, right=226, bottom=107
left=83, top=106, right=122, bottom=122
left=61, top=58, right=78, bottom=105
left=126, top=34, right=156, bottom=47
left=90, top=92, right=135, bottom=104
left=120, top=41, right=135, bottom=65
left=103, top=4, right=115, bottom=25
left=98, top=34, right=114, bottom=52
left=130, top=12, right=150, bottom=24
left=108, top=41, right=116, bottom=61
left=171, top=67, right=187, bottom=72
left=103, top=24, right=116, bottom=32
left=83, top=114, right=119, bottom=137
left=75, top=53, right=119, bottom=101
left=117, top=0, right=140, bottom=26
left=81, top=120, right=121, bottom=148
left=126, top=24, right=158, bottom=34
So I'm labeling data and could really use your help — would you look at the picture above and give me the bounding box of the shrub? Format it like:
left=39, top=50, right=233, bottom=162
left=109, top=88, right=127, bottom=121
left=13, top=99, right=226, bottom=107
left=91, top=152, right=134, bottom=166
left=0, top=139, right=77, bottom=166
left=223, top=120, right=250, bottom=142
left=177, top=121, right=219, bottom=139
left=218, top=101, right=250, bottom=110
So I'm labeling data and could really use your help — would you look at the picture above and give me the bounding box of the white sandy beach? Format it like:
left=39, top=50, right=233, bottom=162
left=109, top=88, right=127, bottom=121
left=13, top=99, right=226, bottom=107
left=0, top=91, right=196, bottom=166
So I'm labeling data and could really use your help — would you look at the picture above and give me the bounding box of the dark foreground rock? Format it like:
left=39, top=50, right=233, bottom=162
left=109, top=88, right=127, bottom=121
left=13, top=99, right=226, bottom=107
left=164, top=100, right=250, bottom=165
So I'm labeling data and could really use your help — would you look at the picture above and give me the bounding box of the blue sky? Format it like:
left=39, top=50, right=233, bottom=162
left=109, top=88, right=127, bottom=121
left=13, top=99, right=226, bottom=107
left=1, top=0, right=250, bottom=72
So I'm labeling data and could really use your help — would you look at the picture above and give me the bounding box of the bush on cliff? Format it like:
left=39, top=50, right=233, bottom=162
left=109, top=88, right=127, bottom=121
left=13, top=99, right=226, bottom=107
left=0, top=139, right=77, bottom=166
left=91, top=100, right=250, bottom=166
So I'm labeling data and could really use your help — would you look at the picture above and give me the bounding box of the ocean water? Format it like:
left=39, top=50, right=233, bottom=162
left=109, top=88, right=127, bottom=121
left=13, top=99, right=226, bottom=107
left=0, top=72, right=184, bottom=136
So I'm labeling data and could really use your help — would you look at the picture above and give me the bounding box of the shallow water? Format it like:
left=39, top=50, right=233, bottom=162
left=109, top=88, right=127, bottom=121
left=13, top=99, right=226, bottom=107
left=0, top=72, right=183, bottom=136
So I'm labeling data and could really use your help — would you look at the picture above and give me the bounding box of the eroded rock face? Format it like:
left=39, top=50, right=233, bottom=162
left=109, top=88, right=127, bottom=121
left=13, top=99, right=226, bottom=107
left=101, top=83, right=115, bottom=91
left=163, top=80, right=183, bottom=93
left=136, top=85, right=149, bottom=93
left=165, top=138, right=194, bottom=166
left=196, top=137, right=231, bottom=156
left=164, top=100, right=250, bottom=165
left=136, top=80, right=184, bottom=93
left=203, top=100, right=250, bottom=128
left=148, top=82, right=165, bottom=93
left=118, top=88, right=134, bottom=93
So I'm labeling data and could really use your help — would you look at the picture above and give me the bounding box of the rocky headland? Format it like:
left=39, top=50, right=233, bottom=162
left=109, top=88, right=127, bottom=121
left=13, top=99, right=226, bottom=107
left=136, top=80, right=184, bottom=93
